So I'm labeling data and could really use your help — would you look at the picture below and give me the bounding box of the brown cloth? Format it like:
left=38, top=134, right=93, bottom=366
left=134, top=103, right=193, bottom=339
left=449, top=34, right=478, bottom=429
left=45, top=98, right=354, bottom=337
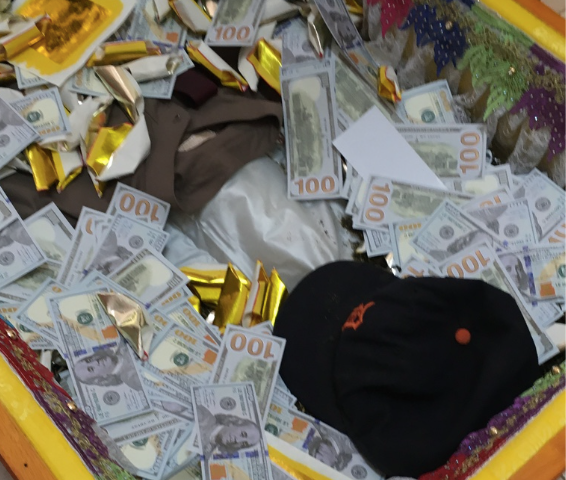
left=1, top=88, right=282, bottom=224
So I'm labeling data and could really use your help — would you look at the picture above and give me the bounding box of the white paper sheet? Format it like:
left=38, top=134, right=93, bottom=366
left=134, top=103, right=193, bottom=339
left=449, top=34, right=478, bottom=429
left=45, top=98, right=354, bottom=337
left=332, top=107, right=447, bottom=190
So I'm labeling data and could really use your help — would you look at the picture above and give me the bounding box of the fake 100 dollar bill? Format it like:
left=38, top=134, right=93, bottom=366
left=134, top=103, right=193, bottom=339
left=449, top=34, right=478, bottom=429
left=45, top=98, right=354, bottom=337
left=396, top=80, right=455, bottom=124
left=281, top=58, right=343, bottom=200
left=439, top=242, right=559, bottom=364
left=205, top=0, right=265, bottom=47
left=107, top=183, right=170, bottom=229
left=211, top=325, right=286, bottom=424
left=396, top=124, right=486, bottom=179
left=355, top=177, right=471, bottom=230
left=266, top=399, right=384, bottom=480
left=192, top=382, right=274, bottom=480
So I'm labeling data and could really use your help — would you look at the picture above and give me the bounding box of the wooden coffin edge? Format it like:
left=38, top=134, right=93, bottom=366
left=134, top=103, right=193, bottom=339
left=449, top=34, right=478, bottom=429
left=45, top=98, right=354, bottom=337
left=480, top=0, right=565, bottom=60
left=0, top=355, right=94, bottom=480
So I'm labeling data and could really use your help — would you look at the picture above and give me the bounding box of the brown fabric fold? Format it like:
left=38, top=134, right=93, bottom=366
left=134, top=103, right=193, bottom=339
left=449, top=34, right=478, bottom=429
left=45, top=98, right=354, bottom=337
left=1, top=89, right=282, bottom=225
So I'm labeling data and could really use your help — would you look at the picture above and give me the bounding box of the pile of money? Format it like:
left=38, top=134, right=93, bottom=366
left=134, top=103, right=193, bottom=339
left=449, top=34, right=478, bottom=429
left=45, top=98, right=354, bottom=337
left=0, top=181, right=387, bottom=480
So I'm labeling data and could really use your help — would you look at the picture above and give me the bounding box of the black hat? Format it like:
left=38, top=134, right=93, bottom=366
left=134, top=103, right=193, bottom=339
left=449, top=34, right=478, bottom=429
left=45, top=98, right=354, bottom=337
left=273, top=261, right=540, bottom=478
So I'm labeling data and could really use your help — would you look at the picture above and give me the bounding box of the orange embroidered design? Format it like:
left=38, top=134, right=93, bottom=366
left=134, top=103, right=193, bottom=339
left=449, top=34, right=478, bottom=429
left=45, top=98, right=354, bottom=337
left=342, top=301, right=375, bottom=331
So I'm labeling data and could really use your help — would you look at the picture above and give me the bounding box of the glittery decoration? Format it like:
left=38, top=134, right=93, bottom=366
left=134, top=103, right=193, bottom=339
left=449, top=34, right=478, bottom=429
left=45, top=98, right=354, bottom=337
left=419, top=363, right=565, bottom=479
left=459, top=44, right=528, bottom=118
left=402, top=2, right=468, bottom=74
left=367, top=0, right=415, bottom=36
left=0, top=317, right=136, bottom=480
left=509, top=44, right=566, bottom=159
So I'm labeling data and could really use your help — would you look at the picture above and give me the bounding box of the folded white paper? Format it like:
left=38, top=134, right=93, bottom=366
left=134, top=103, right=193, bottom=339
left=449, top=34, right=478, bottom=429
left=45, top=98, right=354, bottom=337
left=333, top=107, right=447, bottom=190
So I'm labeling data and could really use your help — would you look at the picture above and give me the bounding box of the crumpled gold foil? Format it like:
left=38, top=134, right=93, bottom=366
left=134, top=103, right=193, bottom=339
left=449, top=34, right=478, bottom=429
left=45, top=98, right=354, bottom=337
left=378, top=65, right=402, bottom=103
left=345, top=0, right=363, bottom=15
left=95, top=66, right=143, bottom=123
left=87, top=40, right=161, bottom=67
left=24, top=144, right=58, bottom=191
left=0, top=15, right=50, bottom=61
left=262, top=268, right=288, bottom=325
left=97, top=292, right=154, bottom=360
left=247, top=39, right=281, bottom=94
left=181, top=266, right=232, bottom=306
left=242, top=261, right=270, bottom=328
left=307, top=6, right=329, bottom=58
left=52, top=150, right=82, bottom=192
left=189, top=295, right=201, bottom=314
left=86, top=123, right=133, bottom=177
left=187, top=40, right=248, bottom=91
left=213, top=264, right=251, bottom=331
left=16, top=0, right=110, bottom=64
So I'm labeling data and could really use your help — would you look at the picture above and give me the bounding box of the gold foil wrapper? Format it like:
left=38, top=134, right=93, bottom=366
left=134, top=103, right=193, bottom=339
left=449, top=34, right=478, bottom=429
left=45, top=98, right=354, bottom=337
left=0, top=16, right=49, bottom=61
left=16, top=0, right=110, bottom=64
left=378, top=65, right=402, bottom=103
left=187, top=41, right=248, bottom=91
left=87, top=40, right=161, bottom=67
left=213, top=264, right=251, bottom=331
left=95, top=65, right=143, bottom=123
left=52, top=151, right=82, bottom=193
left=181, top=266, right=228, bottom=306
left=97, top=292, right=154, bottom=360
left=262, top=268, right=288, bottom=325
left=307, top=7, right=329, bottom=58
left=247, top=39, right=281, bottom=94
left=345, top=0, right=363, bottom=15
left=86, top=123, right=133, bottom=177
left=24, top=144, right=58, bottom=191
left=189, top=295, right=201, bottom=314
left=242, top=261, right=270, bottom=328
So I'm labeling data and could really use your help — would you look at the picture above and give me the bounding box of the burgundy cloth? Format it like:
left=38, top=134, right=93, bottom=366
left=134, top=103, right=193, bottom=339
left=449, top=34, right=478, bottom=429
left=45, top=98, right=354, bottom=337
left=1, top=89, right=282, bottom=225
left=174, top=69, right=218, bottom=107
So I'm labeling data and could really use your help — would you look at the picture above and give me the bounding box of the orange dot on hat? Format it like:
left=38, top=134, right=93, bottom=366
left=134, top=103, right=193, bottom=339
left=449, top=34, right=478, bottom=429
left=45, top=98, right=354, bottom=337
left=455, top=328, right=471, bottom=345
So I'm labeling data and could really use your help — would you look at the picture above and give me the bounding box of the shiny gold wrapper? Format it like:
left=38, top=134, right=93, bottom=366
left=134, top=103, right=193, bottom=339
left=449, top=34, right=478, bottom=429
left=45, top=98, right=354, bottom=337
left=97, top=292, right=154, bottom=360
left=87, top=40, right=161, bottom=67
left=247, top=39, right=281, bottom=95
left=189, top=295, right=201, bottom=314
left=0, top=17, right=48, bottom=61
left=262, top=268, right=288, bottom=325
left=84, top=102, right=112, bottom=153
left=345, top=0, right=363, bottom=15
left=86, top=123, right=133, bottom=177
left=213, top=264, right=251, bottom=331
left=242, top=261, right=270, bottom=328
left=378, top=65, right=402, bottom=103
left=187, top=41, right=248, bottom=91
left=181, top=266, right=228, bottom=306
left=24, top=145, right=58, bottom=191
left=17, top=0, right=110, bottom=64
left=95, top=65, right=143, bottom=123
left=307, top=7, right=329, bottom=58
left=52, top=151, right=82, bottom=193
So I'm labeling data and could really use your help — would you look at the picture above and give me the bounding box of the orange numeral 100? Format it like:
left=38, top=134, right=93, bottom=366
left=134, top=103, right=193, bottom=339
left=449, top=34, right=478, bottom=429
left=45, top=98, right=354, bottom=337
left=230, top=333, right=275, bottom=359
left=120, top=193, right=160, bottom=223
left=479, top=194, right=504, bottom=208
left=214, top=26, right=251, bottom=42
left=459, top=132, right=480, bottom=175
left=547, top=222, right=566, bottom=244
left=294, top=176, right=336, bottom=195
left=446, top=250, right=490, bottom=278
left=364, top=183, right=391, bottom=223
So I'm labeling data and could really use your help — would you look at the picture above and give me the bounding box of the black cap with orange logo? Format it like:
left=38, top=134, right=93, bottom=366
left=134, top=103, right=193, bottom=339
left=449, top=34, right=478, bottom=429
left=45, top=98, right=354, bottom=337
left=273, top=261, right=539, bottom=478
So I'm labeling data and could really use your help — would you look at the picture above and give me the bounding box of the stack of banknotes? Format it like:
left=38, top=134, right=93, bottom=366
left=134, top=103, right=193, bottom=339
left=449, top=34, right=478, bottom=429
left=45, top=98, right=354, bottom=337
left=0, top=183, right=386, bottom=480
